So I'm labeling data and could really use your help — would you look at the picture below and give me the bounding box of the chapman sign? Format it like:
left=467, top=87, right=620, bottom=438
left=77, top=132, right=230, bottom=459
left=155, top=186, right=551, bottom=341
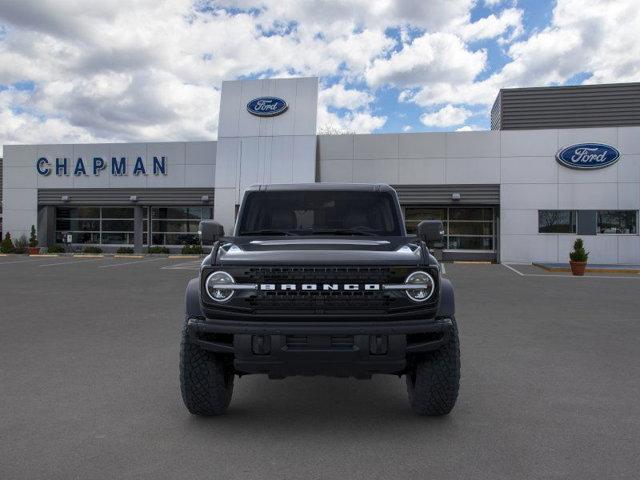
left=556, top=143, right=620, bottom=170
left=246, top=97, right=288, bottom=117
left=36, top=156, right=168, bottom=177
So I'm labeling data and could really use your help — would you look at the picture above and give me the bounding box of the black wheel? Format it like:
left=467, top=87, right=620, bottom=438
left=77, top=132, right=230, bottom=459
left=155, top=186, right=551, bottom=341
left=406, top=317, right=460, bottom=416
left=180, top=320, right=234, bottom=416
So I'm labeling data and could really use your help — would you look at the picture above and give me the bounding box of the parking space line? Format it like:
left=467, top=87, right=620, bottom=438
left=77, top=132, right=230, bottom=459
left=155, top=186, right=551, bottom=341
left=503, top=263, right=640, bottom=280
left=39, top=259, right=103, bottom=267
left=502, top=263, right=525, bottom=276
left=161, top=261, right=201, bottom=270
left=98, top=257, right=165, bottom=268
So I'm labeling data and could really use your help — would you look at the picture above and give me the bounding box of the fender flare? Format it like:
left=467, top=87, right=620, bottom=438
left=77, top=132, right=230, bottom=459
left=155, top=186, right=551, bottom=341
left=436, top=277, right=455, bottom=318
left=185, top=277, right=205, bottom=319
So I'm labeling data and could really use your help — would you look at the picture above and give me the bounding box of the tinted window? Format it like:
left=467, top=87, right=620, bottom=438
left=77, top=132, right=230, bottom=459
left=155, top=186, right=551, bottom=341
left=238, top=191, right=402, bottom=236
left=538, top=210, right=576, bottom=233
left=597, top=210, right=637, bottom=234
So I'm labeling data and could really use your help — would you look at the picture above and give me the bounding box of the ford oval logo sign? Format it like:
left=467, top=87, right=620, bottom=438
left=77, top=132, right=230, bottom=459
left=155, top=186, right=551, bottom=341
left=247, top=97, right=288, bottom=117
left=556, top=143, right=620, bottom=170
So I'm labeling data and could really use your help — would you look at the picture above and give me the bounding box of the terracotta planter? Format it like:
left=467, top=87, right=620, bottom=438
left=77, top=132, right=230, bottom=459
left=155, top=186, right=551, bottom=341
left=569, top=260, right=587, bottom=276
left=28, top=246, right=40, bottom=255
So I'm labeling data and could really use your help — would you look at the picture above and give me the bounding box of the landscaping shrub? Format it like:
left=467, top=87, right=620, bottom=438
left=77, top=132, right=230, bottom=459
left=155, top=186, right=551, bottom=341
left=116, top=247, right=135, bottom=254
left=181, top=244, right=203, bottom=255
left=569, top=238, right=589, bottom=262
left=83, top=246, right=103, bottom=254
left=0, top=233, right=15, bottom=253
left=13, top=235, right=29, bottom=254
left=47, top=244, right=65, bottom=254
left=148, top=246, right=170, bottom=254
left=29, top=225, right=38, bottom=248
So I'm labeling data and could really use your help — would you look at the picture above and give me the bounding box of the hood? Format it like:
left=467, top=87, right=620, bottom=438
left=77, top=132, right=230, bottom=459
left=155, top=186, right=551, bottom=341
left=215, top=236, right=424, bottom=266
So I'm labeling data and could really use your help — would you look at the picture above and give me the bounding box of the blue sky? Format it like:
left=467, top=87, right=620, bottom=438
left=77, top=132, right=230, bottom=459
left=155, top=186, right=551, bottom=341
left=0, top=0, right=638, bottom=150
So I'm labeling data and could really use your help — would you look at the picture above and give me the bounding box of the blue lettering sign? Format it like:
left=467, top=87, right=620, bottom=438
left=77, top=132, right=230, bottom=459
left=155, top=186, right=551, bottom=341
left=556, top=143, right=620, bottom=170
left=36, top=155, right=168, bottom=177
left=133, top=157, right=146, bottom=176
left=111, top=157, right=127, bottom=175
left=74, top=158, right=87, bottom=176
left=93, top=157, right=106, bottom=175
left=153, top=156, right=167, bottom=175
left=247, top=97, right=288, bottom=117
left=55, top=157, right=68, bottom=176
left=36, top=157, right=51, bottom=176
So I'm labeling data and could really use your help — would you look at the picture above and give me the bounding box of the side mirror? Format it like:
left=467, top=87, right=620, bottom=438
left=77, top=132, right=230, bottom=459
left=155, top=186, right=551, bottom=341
left=199, top=220, right=225, bottom=245
left=417, top=220, right=444, bottom=247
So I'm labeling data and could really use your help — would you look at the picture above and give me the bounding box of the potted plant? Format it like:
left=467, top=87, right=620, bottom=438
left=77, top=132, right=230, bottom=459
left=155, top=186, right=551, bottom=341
left=569, top=238, right=589, bottom=276
left=28, top=225, right=40, bottom=254
left=0, top=232, right=15, bottom=254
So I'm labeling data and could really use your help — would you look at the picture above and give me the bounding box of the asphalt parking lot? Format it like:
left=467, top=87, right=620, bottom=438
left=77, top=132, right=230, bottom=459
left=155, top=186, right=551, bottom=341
left=1, top=256, right=639, bottom=479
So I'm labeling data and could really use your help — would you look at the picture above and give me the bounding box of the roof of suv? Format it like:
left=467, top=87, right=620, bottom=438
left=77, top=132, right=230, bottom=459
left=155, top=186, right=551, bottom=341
left=246, top=183, right=397, bottom=193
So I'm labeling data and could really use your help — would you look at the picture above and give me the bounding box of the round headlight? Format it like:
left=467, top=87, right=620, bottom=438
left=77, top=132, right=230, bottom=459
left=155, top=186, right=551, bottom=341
left=405, top=271, right=435, bottom=302
left=205, top=271, right=235, bottom=302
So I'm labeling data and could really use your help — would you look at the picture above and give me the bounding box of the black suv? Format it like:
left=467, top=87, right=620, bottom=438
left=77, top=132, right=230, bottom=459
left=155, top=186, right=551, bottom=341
left=181, top=184, right=459, bottom=415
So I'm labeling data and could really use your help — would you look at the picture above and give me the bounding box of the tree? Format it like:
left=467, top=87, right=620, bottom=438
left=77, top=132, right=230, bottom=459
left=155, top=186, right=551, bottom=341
left=29, top=225, right=38, bottom=248
left=1, top=233, right=15, bottom=253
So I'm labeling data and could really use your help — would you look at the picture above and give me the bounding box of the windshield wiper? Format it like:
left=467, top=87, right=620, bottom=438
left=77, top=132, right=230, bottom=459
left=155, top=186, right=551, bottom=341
left=308, top=228, right=377, bottom=236
left=240, top=229, right=298, bottom=236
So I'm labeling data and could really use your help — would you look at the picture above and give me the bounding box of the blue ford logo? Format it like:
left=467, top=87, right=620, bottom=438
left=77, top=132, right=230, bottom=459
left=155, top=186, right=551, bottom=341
left=556, top=143, right=620, bottom=170
left=247, top=97, right=288, bottom=117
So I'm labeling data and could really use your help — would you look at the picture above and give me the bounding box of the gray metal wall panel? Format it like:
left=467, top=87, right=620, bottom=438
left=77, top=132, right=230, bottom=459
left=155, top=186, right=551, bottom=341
left=392, top=184, right=500, bottom=205
left=38, top=188, right=215, bottom=206
left=491, top=83, right=640, bottom=130
left=577, top=210, right=597, bottom=235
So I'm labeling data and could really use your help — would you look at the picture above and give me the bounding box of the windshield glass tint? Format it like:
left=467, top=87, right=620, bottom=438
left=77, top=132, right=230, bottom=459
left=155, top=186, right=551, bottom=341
left=237, top=190, right=402, bottom=236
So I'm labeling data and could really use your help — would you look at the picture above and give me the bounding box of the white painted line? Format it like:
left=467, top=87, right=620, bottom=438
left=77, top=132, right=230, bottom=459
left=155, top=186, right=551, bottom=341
left=502, top=263, right=525, bottom=276
left=161, top=261, right=201, bottom=270
left=39, top=258, right=103, bottom=267
left=98, top=257, right=165, bottom=269
left=502, top=263, right=640, bottom=280
left=440, top=263, right=446, bottom=275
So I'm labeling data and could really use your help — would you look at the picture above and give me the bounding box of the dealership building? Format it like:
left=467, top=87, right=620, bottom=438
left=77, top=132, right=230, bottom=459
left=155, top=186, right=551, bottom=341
left=1, top=78, right=639, bottom=263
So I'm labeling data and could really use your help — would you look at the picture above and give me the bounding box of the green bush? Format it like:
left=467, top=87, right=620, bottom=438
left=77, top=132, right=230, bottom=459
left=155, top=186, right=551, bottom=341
left=29, top=225, right=38, bottom=248
left=83, top=246, right=103, bottom=254
left=569, top=238, right=589, bottom=262
left=181, top=244, right=203, bottom=255
left=148, top=246, right=170, bottom=254
left=116, top=247, right=135, bottom=254
left=14, top=235, right=29, bottom=254
left=47, top=244, right=65, bottom=254
left=1, top=233, right=15, bottom=253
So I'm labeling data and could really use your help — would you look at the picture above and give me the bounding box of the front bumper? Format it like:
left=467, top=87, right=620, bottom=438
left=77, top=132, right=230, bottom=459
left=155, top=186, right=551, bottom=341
left=187, top=317, right=453, bottom=378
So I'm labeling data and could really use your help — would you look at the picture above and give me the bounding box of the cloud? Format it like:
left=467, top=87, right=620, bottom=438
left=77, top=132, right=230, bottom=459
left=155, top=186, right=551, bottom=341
left=319, top=83, right=373, bottom=110
left=366, top=32, right=486, bottom=88
left=420, top=105, right=472, bottom=127
left=456, top=125, right=484, bottom=131
left=0, top=0, right=638, bottom=150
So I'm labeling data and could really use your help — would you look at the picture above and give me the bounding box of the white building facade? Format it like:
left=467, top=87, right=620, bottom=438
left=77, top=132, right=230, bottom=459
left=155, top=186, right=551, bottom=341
left=2, top=77, right=639, bottom=264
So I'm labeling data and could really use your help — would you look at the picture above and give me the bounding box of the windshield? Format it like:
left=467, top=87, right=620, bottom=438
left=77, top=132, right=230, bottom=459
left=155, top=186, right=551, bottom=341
left=237, top=190, right=403, bottom=236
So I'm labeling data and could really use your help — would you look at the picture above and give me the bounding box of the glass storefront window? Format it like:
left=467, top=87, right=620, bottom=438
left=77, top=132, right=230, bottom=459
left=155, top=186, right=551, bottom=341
left=597, top=210, right=638, bottom=234
left=150, top=206, right=214, bottom=245
left=538, top=210, right=577, bottom=233
left=404, top=206, right=495, bottom=251
left=55, top=206, right=136, bottom=245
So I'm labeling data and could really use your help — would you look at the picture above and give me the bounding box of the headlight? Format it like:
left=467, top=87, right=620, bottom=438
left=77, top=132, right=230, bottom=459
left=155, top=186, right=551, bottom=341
left=404, top=271, right=435, bottom=302
left=205, top=271, right=235, bottom=302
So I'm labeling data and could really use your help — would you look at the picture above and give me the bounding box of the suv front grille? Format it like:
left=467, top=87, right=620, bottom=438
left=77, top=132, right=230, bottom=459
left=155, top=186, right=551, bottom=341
left=235, top=266, right=402, bottom=312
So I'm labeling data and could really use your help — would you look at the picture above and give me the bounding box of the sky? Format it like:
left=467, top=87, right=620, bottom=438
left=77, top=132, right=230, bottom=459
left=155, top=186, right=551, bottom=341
left=0, top=0, right=638, bottom=154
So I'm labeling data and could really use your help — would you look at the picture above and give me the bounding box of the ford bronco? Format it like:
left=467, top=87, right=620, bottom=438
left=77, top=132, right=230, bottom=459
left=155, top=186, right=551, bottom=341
left=180, top=183, right=459, bottom=415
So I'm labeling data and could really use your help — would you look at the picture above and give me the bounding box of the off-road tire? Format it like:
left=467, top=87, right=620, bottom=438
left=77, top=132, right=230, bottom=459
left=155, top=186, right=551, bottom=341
left=180, top=320, right=234, bottom=416
left=406, top=317, right=460, bottom=416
